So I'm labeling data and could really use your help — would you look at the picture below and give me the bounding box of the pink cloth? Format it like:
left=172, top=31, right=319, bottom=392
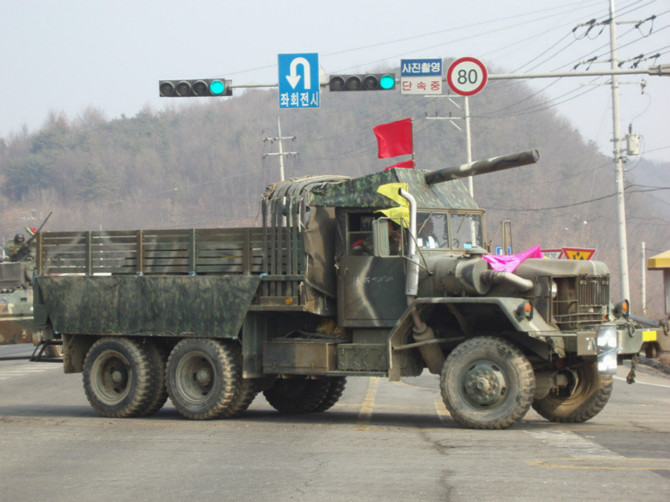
left=483, top=245, right=544, bottom=273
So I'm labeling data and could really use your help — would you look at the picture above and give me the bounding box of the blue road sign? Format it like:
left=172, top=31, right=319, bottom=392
left=278, top=53, right=320, bottom=109
left=400, top=58, right=442, bottom=77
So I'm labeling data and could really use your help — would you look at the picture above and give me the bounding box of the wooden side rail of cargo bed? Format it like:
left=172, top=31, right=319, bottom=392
left=36, top=228, right=269, bottom=276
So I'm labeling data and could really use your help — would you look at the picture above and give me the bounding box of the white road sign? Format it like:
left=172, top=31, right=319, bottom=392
left=447, top=57, right=488, bottom=96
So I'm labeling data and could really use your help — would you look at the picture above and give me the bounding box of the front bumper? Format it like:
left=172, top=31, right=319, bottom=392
left=571, top=321, right=643, bottom=358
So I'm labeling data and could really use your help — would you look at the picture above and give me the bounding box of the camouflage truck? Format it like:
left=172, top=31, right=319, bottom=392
left=31, top=151, right=645, bottom=429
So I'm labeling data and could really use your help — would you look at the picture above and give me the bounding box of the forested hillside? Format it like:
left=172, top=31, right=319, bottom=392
left=0, top=66, right=667, bottom=317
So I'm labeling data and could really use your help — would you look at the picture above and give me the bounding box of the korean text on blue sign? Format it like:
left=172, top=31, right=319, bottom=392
left=400, top=58, right=443, bottom=95
left=278, top=53, right=320, bottom=109
left=401, top=58, right=442, bottom=77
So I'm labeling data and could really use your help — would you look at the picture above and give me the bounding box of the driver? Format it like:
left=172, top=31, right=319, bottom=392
left=417, top=216, right=439, bottom=249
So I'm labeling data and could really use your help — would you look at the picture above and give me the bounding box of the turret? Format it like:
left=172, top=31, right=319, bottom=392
left=424, top=150, right=539, bottom=185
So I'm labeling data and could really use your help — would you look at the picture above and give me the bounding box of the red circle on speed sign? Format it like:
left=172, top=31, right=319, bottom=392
left=447, top=57, right=488, bottom=96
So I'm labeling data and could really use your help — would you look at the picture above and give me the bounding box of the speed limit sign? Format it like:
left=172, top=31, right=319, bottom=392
left=447, top=57, right=488, bottom=96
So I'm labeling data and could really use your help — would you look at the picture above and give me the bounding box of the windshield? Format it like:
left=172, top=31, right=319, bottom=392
left=450, top=212, right=483, bottom=249
left=416, top=211, right=484, bottom=250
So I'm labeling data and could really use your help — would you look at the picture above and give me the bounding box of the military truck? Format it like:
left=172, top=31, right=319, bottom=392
left=31, top=151, right=644, bottom=429
left=0, top=261, right=34, bottom=346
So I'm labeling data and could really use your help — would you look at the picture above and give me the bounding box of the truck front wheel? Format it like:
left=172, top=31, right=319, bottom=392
left=531, top=361, right=613, bottom=423
left=83, top=337, right=153, bottom=418
left=314, top=377, right=347, bottom=412
left=166, top=338, right=240, bottom=420
left=440, top=336, right=535, bottom=429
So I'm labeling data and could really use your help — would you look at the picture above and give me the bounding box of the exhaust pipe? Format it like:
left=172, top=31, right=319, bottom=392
left=399, top=188, right=445, bottom=375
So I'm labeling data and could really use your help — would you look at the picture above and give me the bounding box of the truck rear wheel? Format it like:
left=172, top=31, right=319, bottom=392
left=531, top=361, right=613, bottom=423
left=83, top=337, right=153, bottom=418
left=166, top=338, right=240, bottom=420
left=220, top=343, right=258, bottom=418
left=440, top=336, right=535, bottom=429
left=137, top=342, right=169, bottom=417
left=263, top=377, right=332, bottom=414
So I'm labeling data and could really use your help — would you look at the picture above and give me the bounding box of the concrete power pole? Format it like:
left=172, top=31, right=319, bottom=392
left=641, top=241, right=647, bottom=315
left=263, top=116, right=297, bottom=182
left=609, top=0, right=631, bottom=302
left=425, top=95, right=473, bottom=197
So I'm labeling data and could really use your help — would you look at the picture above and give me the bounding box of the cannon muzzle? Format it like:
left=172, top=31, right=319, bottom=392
left=424, top=150, right=539, bottom=185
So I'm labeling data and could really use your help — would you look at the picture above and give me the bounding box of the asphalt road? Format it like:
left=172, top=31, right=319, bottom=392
left=1, top=344, right=669, bottom=502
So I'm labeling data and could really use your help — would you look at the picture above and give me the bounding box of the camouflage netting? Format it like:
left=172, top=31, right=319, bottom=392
left=36, top=275, right=261, bottom=338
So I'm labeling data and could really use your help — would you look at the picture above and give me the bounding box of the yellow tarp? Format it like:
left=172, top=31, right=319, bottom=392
left=648, top=249, right=670, bottom=270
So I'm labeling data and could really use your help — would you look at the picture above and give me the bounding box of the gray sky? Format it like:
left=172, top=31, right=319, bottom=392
left=1, top=0, right=668, bottom=162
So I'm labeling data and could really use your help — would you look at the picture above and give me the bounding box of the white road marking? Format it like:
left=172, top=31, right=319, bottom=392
left=526, top=430, right=624, bottom=459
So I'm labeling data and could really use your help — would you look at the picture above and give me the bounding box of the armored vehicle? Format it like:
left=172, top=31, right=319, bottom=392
left=0, top=261, right=33, bottom=346
left=32, top=151, right=644, bottom=429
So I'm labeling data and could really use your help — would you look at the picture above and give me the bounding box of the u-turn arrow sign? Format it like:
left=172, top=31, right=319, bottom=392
left=278, top=53, right=320, bottom=108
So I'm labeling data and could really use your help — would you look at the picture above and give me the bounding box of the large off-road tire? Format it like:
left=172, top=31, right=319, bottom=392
left=531, top=360, right=613, bottom=423
left=225, top=377, right=259, bottom=418
left=83, top=337, right=153, bottom=418
left=166, top=338, right=241, bottom=420
left=314, top=377, right=347, bottom=412
left=440, top=336, right=535, bottom=430
left=263, top=377, right=332, bottom=414
left=137, top=342, right=169, bottom=417
left=220, top=342, right=258, bottom=418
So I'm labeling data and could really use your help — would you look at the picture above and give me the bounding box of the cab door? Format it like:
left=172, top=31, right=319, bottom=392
left=336, top=213, right=406, bottom=327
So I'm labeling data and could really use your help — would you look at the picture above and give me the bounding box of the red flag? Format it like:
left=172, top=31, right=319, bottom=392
left=373, top=118, right=413, bottom=158
left=384, top=160, right=415, bottom=170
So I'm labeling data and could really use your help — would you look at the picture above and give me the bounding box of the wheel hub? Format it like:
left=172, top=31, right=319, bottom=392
left=464, top=362, right=506, bottom=407
left=111, top=369, right=125, bottom=385
left=195, top=367, right=212, bottom=386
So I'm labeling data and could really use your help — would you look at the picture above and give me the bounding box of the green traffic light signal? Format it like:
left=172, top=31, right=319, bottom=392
left=379, top=74, right=395, bottom=90
left=329, top=73, right=396, bottom=92
left=159, top=78, right=232, bottom=97
left=209, top=80, right=225, bottom=95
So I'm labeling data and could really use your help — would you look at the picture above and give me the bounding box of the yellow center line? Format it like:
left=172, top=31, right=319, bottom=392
left=434, top=397, right=450, bottom=423
left=356, top=377, right=379, bottom=430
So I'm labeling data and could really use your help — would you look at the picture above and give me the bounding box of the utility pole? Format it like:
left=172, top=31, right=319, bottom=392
left=263, top=116, right=297, bottom=182
left=425, top=95, right=473, bottom=197
left=641, top=241, right=647, bottom=316
left=608, top=0, right=630, bottom=302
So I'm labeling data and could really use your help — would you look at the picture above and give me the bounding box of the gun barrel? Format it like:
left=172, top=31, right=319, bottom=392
left=424, top=150, right=539, bottom=185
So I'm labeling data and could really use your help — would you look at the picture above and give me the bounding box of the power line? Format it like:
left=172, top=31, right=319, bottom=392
left=489, top=185, right=670, bottom=212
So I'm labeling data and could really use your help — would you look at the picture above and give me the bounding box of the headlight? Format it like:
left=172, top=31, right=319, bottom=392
left=550, top=280, right=558, bottom=299
left=597, top=325, right=618, bottom=349
left=596, top=325, right=619, bottom=374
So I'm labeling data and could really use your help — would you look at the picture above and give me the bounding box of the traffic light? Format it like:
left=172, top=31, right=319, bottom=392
left=329, top=73, right=396, bottom=91
left=159, top=79, right=232, bottom=97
